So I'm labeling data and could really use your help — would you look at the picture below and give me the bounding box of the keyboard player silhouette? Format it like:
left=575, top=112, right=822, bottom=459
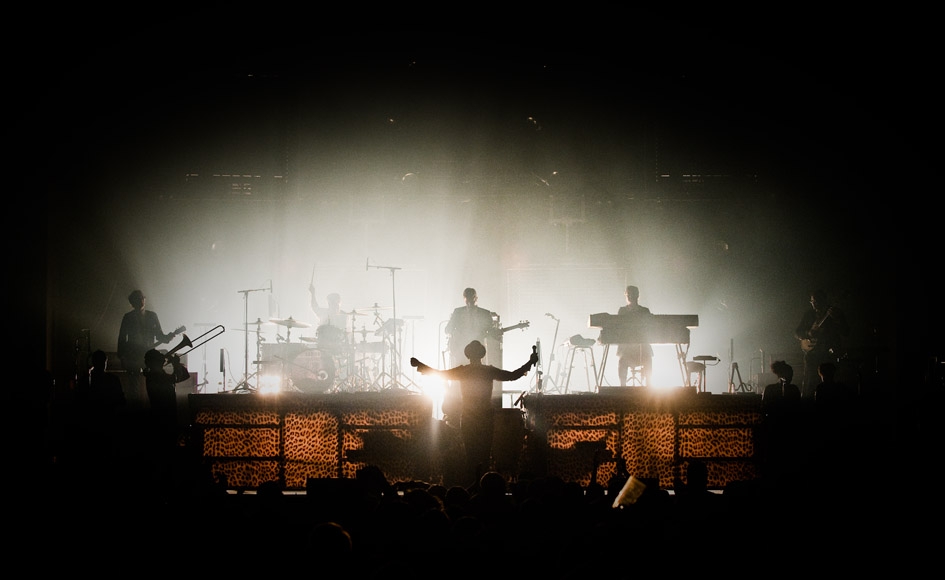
left=614, top=285, right=653, bottom=386
left=590, top=291, right=699, bottom=388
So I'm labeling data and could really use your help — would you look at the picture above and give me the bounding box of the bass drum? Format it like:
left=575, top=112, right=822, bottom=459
left=288, top=348, right=336, bottom=393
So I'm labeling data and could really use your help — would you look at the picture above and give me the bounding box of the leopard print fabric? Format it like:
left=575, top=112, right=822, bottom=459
left=190, top=393, right=433, bottom=491
left=524, top=390, right=763, bottom=489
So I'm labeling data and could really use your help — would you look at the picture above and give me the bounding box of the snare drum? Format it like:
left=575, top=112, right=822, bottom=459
left=289, top=348, right=336, bottom=393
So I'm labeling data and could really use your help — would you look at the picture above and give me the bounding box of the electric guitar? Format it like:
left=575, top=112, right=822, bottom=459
left=448, top=321, right=531, bottom=360
left=800, top=310, right=833, bottom=352
left=494, top=320, right=530, bottom=337
left=119, top=325, right=187, bottom=370
left=799, top=291, right=848, bottom=353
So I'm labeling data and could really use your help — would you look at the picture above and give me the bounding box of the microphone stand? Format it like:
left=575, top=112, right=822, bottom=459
left=367, top=261, right=404, bottom=389
left=536, top=313, right=561, bottom=393
left=237, top=285, right=269, bottom=391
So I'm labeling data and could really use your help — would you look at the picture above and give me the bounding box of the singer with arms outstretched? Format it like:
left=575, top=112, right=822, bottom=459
left=411, top=340, right=538, bottom=487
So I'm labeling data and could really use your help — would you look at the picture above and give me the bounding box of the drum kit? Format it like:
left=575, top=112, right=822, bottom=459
left=255, top=304, right=398, bottom=394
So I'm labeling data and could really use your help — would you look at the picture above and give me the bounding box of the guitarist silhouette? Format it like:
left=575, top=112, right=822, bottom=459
left=117, top=289, right=184, bottom=380
left=443, top=287, right=530, bottom=418
left=794, top=289, right=850, bottom=397
left=445, top=288, right=506, bottom=366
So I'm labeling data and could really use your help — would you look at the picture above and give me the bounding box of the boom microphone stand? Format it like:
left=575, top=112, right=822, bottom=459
left=366, top=258, right=406, bottom=388
left=237, top=283, right=270, bottom=391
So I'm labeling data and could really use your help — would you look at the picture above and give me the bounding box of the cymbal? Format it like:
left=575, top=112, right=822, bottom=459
left=269, top=317, right=311, bottom=328
left=344, top=310, right=369, bottom=317
left=299, top=336, right=319, bottom=343
left=357, top=303, right=392, bottom=311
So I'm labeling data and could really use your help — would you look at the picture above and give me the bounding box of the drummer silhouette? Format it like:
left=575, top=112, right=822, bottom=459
left=310, top=283, right=351, bottom=350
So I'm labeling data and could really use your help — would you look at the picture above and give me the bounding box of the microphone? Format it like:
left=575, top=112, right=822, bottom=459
left=513, top=390, right=527, bottom=407
left=219, top=348, right=225, bottom=372
left=366, top=258, right=369, bottom=271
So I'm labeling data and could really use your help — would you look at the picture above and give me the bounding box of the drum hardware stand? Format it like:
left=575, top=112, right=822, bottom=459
left=366, top=259, right=418, bottom=391
left=233, top=321, right=266, bottom=392
left=237, top=285, right=270, bottom=391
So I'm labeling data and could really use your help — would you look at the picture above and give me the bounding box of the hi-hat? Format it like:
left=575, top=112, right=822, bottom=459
left=357, top=303, right=392, bottom=311
left=270, top=316, right=311, bottom=328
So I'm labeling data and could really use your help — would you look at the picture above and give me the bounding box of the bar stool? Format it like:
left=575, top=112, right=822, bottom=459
left=686, top=361, right=706, bottom=391
left=563, top=335, right=598, bottom=393
left=690, top=355, right=718, bottom=392
left=627, top=365, right=646, bottom=387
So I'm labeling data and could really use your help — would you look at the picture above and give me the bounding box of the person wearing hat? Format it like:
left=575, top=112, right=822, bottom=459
left=411, top=340, right=537, bottom=486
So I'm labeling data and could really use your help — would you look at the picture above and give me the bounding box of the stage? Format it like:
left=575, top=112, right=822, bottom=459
left=187, top=387, right=765, bottom=491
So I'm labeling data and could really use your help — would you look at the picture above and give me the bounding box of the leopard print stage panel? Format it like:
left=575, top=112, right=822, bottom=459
left=524, top=391, right=764, bottom=489
left=282, top=410, right=340, bottom=488
left=201, top=426, right=281, bottom=458
left=621, top=411, right=677, bottom=488
left=675, top=396, right=764, bottom=485
left=340, top=427, right=428, bottom=481
left=211, top=460, right=282, bottom=490
left=189, top=393, right=433, bottom=491
left=545, top=427, right=621, bottom=487
left=193, top=408, right=281, bottom=426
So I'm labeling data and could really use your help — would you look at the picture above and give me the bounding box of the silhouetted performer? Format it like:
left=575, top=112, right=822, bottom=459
left=794, top=289, right=849, bottom=397
left=309, top=280, right=349, bottom=345
left=143, top=348, right=188, bottom=458
left=117, top=289, right=181, bottom=381
left=75, top=349, right=126, bottom=424
left=445, top=288, right=496, bottom=366
left=762, top=360, right=801, bottom=405
left=616, top=285, right=653, bottom=386
left=411, top=340, right=537, bottom=486
left=761, top=360, right=802, bottom=483
left=73, top=349, right=126, bottom=469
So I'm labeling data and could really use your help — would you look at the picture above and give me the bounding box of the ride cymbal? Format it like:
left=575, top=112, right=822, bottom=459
left=269, top=317, right=312, bottom=328
left=356, top=303, right=392, bottom=311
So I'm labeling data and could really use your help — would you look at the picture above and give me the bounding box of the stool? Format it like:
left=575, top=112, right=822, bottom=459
left=627, top=365, right=646, bottom=387
left=564, top=335, right=598, bottom=393
left=686, top=361, right=706, bottom=391
left=690, top=355, right=718, bottom=392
